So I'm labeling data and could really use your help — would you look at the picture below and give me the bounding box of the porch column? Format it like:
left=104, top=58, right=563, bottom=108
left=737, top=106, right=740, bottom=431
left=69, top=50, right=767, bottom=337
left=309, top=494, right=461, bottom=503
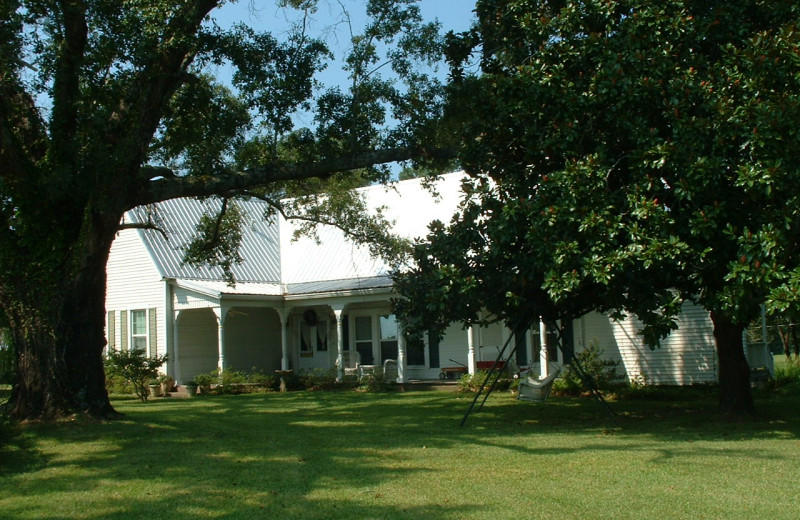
left=539, top=317, right=549, bottom=378
left=278, top=308, right=290, bottom=371
left=467, top=325, right=477, bottom=375
left=397, top=320, right=406, bottom=384
left=332, top=305, right=345, bottom=381
left=212, top=307, right=229, bottom=372
left=173, top=310, right=182, bottom=383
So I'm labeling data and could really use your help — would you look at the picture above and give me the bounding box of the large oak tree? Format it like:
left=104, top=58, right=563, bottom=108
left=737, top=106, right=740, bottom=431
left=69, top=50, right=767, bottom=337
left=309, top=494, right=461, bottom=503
left=395, top=0, right=800, bottom=416
left=0, top=0, right=450, bottom=419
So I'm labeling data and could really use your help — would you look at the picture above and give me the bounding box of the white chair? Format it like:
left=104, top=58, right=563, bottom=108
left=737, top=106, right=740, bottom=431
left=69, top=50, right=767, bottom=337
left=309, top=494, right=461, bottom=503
left=382, top=359, right=398, bottom=382
left=336, top=351, right=361, bottom=377
left=517, top=367, right=561, bottom=403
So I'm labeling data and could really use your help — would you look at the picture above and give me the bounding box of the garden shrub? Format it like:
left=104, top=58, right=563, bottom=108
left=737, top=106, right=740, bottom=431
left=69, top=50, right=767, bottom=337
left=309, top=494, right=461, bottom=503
left=299, top=368, right=340, bottom=391
left=552, top=342, right=619, bottom=396
left=357, top=370, right=395, bottom=392
left=457, top=370, right=512, bottom=393
left=774, top=356, right=800, bottom=386
left=104, top=349, right=168, bottom=402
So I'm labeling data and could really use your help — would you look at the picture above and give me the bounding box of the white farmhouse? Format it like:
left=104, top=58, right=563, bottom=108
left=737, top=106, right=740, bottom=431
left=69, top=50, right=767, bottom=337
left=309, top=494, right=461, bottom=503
left=105, top=172, right=770, bottom=385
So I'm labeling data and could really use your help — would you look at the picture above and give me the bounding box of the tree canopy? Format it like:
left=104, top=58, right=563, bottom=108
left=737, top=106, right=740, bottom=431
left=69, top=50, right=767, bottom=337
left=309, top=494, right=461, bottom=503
left=394, top=0, right=800, bottom=415
left=0, top=0, right=453, bottom=419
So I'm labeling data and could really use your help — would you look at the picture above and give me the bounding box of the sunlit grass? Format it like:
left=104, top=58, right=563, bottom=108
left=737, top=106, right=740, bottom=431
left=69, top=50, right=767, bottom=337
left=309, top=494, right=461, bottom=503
left=1, top=388, right=799, bottom=520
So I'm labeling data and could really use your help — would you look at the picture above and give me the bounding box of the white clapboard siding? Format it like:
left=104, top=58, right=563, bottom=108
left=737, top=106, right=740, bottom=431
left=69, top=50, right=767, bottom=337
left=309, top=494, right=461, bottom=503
left=609, top=302, right=717, bottom=385
left=437, top=323, right=471, bottom=371
left=105, top=229, right=166, bottom=355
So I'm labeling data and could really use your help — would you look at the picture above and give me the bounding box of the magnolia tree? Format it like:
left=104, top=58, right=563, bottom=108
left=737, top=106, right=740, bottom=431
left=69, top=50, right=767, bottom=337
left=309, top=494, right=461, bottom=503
left=0, top=0, right=453, bottom=419
left=394, top=0, right=800, bottom=416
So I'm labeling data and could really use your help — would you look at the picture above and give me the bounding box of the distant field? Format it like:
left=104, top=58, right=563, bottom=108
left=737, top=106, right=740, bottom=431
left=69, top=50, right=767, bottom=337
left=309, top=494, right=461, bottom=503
left=1, top=388, right=799, bottom=520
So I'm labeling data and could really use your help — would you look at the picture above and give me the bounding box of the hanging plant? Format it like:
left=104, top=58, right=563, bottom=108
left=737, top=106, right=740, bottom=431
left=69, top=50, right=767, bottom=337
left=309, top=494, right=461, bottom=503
left=303, top=309, right=318, bottom=327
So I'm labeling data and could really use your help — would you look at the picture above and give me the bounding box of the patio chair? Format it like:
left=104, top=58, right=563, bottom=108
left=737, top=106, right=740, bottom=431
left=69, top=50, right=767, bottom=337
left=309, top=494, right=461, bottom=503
left=382, top=359, right=398, bottom=383
left=336, top=350, right=361, bottom=377
left=517, top=367, right=561, bottom=403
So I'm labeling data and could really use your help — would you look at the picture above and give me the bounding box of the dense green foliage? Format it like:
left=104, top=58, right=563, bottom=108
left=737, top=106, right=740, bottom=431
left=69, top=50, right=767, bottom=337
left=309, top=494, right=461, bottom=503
left=395, top=0, right=800, bottom=415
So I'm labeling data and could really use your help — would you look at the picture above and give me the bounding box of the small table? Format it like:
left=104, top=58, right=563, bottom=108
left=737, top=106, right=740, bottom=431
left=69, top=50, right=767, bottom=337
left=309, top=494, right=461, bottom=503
left=275, top=370, right=293, bottom=392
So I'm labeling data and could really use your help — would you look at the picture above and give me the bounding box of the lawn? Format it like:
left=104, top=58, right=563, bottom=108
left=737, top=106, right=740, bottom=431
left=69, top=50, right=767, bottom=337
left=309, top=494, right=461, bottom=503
left=1, top=387, right=799, bottom=520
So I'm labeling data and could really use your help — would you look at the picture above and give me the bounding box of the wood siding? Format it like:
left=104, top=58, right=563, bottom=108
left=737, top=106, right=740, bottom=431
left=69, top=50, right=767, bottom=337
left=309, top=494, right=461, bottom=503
left=106, top=229, right=166, bottom=355
left=577, top=303, right=717, bottom=385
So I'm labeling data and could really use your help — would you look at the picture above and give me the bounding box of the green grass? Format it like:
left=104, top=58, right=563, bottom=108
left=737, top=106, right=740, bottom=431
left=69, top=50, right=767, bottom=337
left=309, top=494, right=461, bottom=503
left=1, top=388, right=799, bottom=520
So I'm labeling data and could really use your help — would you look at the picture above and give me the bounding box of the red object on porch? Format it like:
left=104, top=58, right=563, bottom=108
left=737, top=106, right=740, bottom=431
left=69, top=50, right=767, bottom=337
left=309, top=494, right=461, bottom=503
left=476, top=361, right=505, bottom=370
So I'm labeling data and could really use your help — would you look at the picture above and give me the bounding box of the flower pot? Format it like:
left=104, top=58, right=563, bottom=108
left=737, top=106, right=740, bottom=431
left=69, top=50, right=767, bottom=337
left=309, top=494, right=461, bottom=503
left=148, top=384, right=161, bottom=398
left=185, top=384, right=198, bottom=397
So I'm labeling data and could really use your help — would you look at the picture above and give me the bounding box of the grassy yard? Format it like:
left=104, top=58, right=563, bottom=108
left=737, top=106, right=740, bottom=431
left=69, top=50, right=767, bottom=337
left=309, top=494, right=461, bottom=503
left=1, top=387, right=799, bottom=520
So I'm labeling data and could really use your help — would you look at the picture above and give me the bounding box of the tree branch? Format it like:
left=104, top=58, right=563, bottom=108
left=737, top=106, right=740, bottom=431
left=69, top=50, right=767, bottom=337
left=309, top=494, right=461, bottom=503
left=138, top=146, right=457, bottom=205
left=50, top=0, right=88, bottom=168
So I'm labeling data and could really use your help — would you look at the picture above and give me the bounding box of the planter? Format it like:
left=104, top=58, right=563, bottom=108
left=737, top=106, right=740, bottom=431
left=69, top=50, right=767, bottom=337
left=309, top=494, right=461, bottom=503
left=160, top=381, right=173, bottom=396
left=148, top=384, right=161, bottom=398
left=184, top=384, right=198, bottom=397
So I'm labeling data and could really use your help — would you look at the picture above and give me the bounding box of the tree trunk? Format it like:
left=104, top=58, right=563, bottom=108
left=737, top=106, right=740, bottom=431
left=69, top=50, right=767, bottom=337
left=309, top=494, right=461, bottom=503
left=5, top=211, right=121, bottom=420
left=710, top=311, right=755, bottom=417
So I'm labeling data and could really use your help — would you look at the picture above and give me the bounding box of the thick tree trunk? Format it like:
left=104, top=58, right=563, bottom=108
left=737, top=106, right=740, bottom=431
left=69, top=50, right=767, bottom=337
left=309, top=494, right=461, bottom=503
left=5, top=212, right=121, bottom=420
left=710, top=311, right=755, bottom=417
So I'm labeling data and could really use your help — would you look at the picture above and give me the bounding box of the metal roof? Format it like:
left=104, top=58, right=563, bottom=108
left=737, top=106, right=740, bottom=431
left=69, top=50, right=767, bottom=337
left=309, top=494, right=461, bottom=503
left=286, top=276, right=393, bottom=296
left=128, top=197, right=281, bottom=283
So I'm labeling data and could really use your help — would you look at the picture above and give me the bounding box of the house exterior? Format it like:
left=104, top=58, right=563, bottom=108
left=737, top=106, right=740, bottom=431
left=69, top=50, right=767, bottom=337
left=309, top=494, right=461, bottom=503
left=105, top=172, right=770, bottom=385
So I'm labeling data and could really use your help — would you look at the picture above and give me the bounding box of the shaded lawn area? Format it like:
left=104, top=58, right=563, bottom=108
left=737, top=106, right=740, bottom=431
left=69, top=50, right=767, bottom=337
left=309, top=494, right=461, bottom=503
left=1, top=388, right=799, bottom=520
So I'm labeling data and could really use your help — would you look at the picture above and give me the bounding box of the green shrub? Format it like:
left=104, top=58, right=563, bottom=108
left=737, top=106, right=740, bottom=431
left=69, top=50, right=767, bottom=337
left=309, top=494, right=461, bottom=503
left=553, top=342, right=619, bottom=396
left=299, top=368, right=340, bottom=391
left=192, top=371, right=219, bottom=395
left=104, top=349, right=168, bottom=402
left=0, top=328, right=14, bottom=385
left=457, top=370, right=512, bottom=393
left=774, top=356, right=800, bottom=387
left=192, top=368, right=280, bottom=394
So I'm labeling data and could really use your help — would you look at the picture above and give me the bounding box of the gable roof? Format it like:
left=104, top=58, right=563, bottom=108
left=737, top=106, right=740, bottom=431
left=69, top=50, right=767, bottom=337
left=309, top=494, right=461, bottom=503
left=126, top=172, right=467, bottom=296
left=127, top=197, right=281, bottom=284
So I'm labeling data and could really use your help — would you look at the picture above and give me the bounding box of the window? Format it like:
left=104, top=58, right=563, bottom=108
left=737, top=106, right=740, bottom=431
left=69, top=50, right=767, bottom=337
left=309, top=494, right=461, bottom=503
left=354, top=316, right=374, bottom=365
left=379, top=315, right=398, bottom=362
left=406, top=333, right=426, bottom=366
left=130, top=309, right=148, bottom=351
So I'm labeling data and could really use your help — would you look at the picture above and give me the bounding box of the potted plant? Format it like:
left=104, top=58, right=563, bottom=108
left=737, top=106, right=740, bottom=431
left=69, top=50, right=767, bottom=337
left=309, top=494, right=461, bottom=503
left=183, top=379, right=198, bottom=397
left=158, top=374, right=174, bottom=396
left=147, top=379, right=161, bottom=398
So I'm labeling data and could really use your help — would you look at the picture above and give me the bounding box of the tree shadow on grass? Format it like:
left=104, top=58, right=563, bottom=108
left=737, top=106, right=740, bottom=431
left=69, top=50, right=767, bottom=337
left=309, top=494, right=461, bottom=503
left=1, top=389, right=798, bottom=519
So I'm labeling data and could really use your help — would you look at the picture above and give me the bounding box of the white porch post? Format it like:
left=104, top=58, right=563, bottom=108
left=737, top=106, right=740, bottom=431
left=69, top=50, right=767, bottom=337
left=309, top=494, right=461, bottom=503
left=212, top=307, right=228, bottom=372
left=397, top=320, right=406, bottom=384
left=173, top=310, right=182, bottom=383
left=278, top=308, right=290, bottom=371
left=467, top=325, right=477, bottom=375
left=332, top=305, right=345, bottom=381
left=539, top=317, right=549, bottom=378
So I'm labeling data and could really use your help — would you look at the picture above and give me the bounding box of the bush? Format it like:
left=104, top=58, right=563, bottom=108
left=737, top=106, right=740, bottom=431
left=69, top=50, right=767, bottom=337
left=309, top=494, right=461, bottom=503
left=553, top=342, right=619, bottom=396
left=774, top=356, right=800, bottom=387
left=300, top=368, right=340, bottom=391
left=457, top=370, right=512, bottom=393
left=192, top=371, right=219, bottom=395
left=192, top=368, right=279, bottom=394
left=104, top=349, right=168, bottom=402
left=356, top=370, right=396, bottom=392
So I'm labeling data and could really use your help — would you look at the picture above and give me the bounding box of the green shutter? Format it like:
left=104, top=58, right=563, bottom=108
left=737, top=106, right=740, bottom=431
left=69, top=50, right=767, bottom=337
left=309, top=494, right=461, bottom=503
left=120, top=310, right=128, bottom=350
left=148, top=308, right=158, bottom=356
left=107, top=312, right=116, bottom=350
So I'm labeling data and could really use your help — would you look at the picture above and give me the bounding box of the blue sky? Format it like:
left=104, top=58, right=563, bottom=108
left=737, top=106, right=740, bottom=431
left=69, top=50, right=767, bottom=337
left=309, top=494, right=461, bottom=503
left=209, top=1, right=477, bottom=92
